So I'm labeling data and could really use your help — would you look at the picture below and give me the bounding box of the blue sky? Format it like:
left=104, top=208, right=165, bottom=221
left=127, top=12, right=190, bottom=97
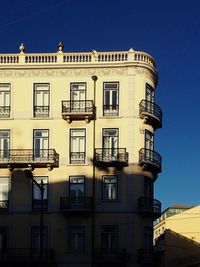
left=1, top=0, right=200, bottom=210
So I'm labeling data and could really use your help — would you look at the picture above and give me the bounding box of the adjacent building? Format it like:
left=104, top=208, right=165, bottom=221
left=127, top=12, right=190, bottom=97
left=154, top=204, right=200, bottom=267
left=0, top=43, right=162, bottom=266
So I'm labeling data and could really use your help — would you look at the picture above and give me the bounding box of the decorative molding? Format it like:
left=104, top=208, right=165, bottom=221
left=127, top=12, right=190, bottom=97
left=0, top=67, right=128, bottom=77
left=136, top=67, right=157, bottom=84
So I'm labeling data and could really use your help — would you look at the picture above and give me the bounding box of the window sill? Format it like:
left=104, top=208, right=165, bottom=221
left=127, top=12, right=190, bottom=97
left=99, top=116, right=123, bottom=119
left=31, top=117, right=53, bottom=120
left=101, top=199, right=120, bottom=203
left=67, top=250, right=87, bottom=254
left=0, top=117, right=14, bottom=120
left=66, top=163, right=89, bottom=166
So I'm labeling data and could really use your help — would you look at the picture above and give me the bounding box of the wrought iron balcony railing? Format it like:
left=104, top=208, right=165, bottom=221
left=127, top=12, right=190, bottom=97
left=0, top=106, right=10, bottom=118
left=60, top=197, right=93, bottom=212
left=94, top=248, right=128, bottom=263
left=103, top=105, right=119, bottom=116
left=0, top=200, right=9, bottom=212
left=138, top=248, right=162, bottom=265
left=0, top=248, right=54, bottom=263
left=139, top=148, right=161, bottom=173
left=139, top=100, right=162, bottom=129
left=0, top=149, right=59, bottom=169
left=94, top=148, right=128, bottom=167
left=32, top=199, right=48, bottom=212
left=138, top=197, right=161, bottom=220
left=70, top=152, right=85, bottom=164
left=34, top=106, right=49, bottom=117
left=62, top=100, right=95, bottom=122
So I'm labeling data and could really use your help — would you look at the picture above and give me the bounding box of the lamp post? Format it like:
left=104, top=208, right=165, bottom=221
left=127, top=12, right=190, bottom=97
left=91, top=75, right=98, bottom=267
left=24, top=170, right=44, bottom=264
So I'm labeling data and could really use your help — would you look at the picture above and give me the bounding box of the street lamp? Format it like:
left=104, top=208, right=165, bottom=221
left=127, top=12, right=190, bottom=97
left=24, top=170, right=44, bottom=264
left=91, top=75, right=98, bottom=267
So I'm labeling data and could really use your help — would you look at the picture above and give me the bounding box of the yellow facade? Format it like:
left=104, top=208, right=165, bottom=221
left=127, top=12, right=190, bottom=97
left=0, top=44, right=162, bottom=267
left=154, top=205, right=200, bottom=267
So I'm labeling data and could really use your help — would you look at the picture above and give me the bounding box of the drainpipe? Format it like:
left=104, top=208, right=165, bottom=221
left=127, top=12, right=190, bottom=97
left=91, top=75, right=98, bottom=267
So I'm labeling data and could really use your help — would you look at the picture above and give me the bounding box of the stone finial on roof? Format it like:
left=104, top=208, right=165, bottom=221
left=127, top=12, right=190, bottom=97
left=19, top=43, right=25, bottom=53
left=57, top=42, right=64, bottom=52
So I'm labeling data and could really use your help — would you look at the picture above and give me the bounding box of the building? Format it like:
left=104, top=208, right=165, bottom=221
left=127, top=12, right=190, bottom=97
left=0, top=43, right=162, bottom=267
left=154, top=205, right=200, bottom=267
left=155, top=204, right=193, bottom=229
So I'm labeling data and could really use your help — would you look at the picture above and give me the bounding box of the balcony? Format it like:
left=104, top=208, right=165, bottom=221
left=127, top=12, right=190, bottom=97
left=103, top=105, right=119, bottom=116
left=0, top=149, right=59, bottom=170
left=0, top=200, right=9, bottom=212
left=32, top=199, right=48, bottom=212
left=94, top=148, right=128, bottom=167
left=138, top=248, right=162, bottom=265
left=34, top=106, right=49, bottom=118
left=0, top=106, right=10, bottom=118
left=139, top=148, right=161, bottom=173
left=62, top=100, right=95, bottom=123
left=60, top=197, right=93, bottom=214
left=0, top=248, right=54, bottom=264
left=138, top=197, right=161, bottom=220
left=139, top=100, right=162, bottom=129
left=94, top=249, right=128, bottom=264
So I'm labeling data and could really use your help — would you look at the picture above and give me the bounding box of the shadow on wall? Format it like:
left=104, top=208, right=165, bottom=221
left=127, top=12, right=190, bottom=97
left=156, top=229, right=200, bottom=267
left=0, top=163, right=155, bottom=266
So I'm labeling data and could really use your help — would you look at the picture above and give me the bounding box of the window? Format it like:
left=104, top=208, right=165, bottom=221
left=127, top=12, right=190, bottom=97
left=0, top=84, right=10, bottom=118
left=102, top=176, right=118, bottom=200
left=146, top=84, right=154, bottom=103
left=68, top=225, right=85, bottom=251
left=101, top=225, right=118, bottom=250
left=70, top=83, right=86, bottom=112
left=69, top=176, right=85, bottom=198
left=102, top=129, right=118, bottom=160
left=0, top=227, right=8, bottom=253
left=33, top=130, right=49, bottom=159
left=144, top=130, right=154, bottom=161
left=69, top=176, right=85, bottom=209
left=144, top=226, right=153, bottom=249
left=70, top=129, right=86, bottom=164
left=145, top=84, right=155, bottom=113
left=0, top=130, right=10, bottom=159
left=34, top=84, right=49, bottom=117
left=145, top=130, right=154, bottom=150
left=31, top=226, right=48, bottom=249
left=144, top=177, right=153, bottom=199
left=0, top=178, right=9, bottom=212
left=32, top=176, right=48, bottom=212
left=103, top=82, right=119, bottom=116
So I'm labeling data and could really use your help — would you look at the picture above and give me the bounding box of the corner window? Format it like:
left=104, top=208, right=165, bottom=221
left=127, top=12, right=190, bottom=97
left=144, top=226, right=153, bottom=249
left=145, top=130, right=154, bottom=151
left=32, top=176, right=48, bottom=212
left=0, top=84, right=10, bottom=118
left=102, top=176, right=118, bottom=200
left=103, top=82, right=119, bottom=116
left=146, top=84, right=154, bottom=103
left=144, top=177, right=153, bottom=199
left=68, top=225, right=85, bottom=251
left=70, top=129, right=86, bottom=164
left=34, top=84, right=50, bottom=117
